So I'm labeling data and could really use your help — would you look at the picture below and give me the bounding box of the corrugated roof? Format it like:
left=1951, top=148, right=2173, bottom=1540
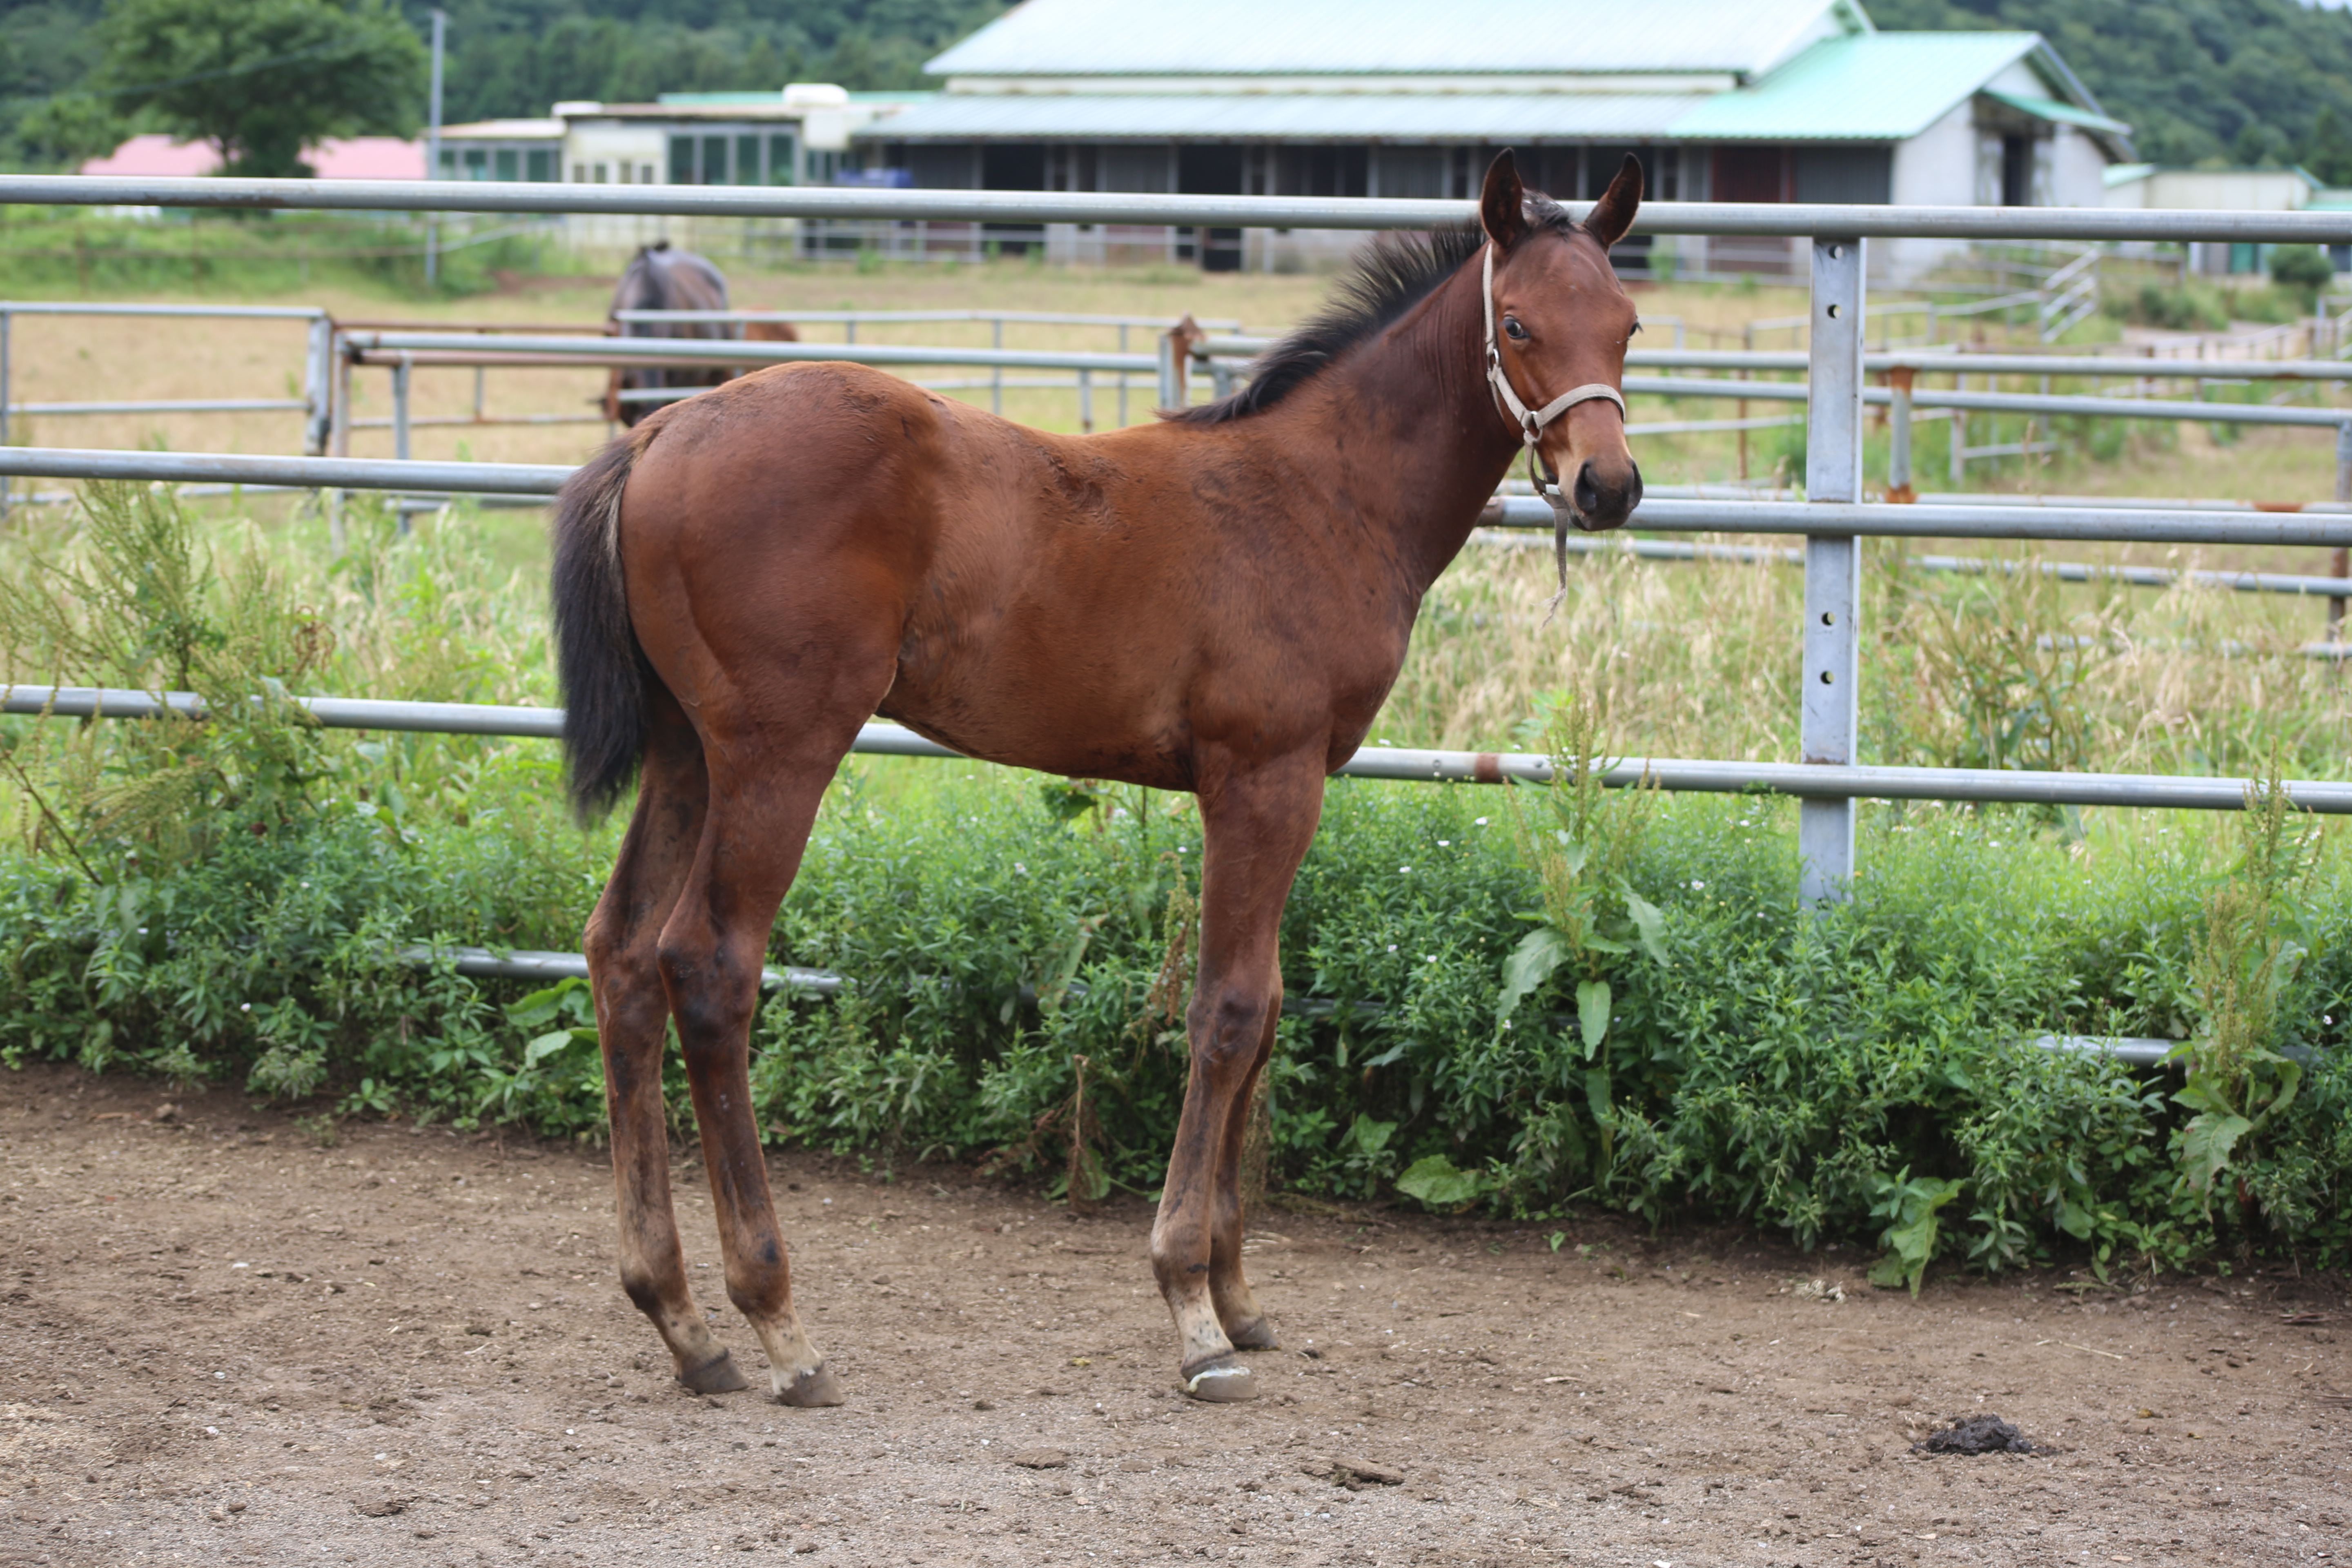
left=869, top=92, right=1695, bottom=143
left=928, top=0, right=1864, bottom=79
left=1982, top=89, right=2129, bottom=138
left=1669, top=32, right=2042, bottom=140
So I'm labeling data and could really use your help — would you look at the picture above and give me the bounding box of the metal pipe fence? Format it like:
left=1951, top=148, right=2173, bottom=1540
left=13, top=175, right=2352, bottom=244
left=8, top=685, right=2350, bottom=817
left=0, top=300, right=334, bottom=516
left=1468, top=527, right=2352, bottom=602
left=323, top=324, right=2352, bottom=456
left=13, top=177, right=2352, bottom=904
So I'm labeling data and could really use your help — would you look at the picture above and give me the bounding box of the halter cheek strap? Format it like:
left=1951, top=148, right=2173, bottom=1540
left=1482, top=242, right=1626, bottom=502
left=1481, top=241, right=1628, bottom=615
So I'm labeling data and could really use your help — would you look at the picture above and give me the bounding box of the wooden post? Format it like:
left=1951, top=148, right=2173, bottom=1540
left=2333, top=421, right=2350, bottom=646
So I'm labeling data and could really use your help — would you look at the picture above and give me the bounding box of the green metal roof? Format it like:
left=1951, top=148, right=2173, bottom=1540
left=1670, top=31, right=2047, bottom=141
left=1983, top=89, right=2129, bottom=138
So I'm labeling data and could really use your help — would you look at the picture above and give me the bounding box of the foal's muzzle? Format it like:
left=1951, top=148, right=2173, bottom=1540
left=1570, top=459, right=1643, bottom=532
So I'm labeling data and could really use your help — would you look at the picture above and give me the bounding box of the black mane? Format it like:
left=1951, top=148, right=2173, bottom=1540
left=1168, top=196, right=1577, bottom=425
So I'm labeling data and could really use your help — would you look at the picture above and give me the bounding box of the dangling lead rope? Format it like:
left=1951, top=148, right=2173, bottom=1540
left=1481, top=242, right=1627, bottom=616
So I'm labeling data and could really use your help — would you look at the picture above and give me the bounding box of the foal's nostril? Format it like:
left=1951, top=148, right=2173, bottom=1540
left=1626, top=463, right=1644, bottom=511
left=1573, top=461, right=1603, bottom=516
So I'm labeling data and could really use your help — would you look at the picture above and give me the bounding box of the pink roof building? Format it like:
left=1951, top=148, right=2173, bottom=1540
left=80, top=134, right=425, bottom=179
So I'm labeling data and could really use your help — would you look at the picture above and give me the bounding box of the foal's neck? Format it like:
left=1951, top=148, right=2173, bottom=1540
left=1279, top=258, right=1524, bottom=598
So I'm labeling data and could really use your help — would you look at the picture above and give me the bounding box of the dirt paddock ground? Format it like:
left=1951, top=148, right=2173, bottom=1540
left=3, top=1062, right=2346, bottom=1566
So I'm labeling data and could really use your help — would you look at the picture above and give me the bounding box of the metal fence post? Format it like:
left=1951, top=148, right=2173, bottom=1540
left=328, top=333, right=353, bottom=555
left=392, top=354, right=413, bottom=463
left=302, top=312, right=333, bottom=457
left=991, top=318, right=1003, bottom=416
left=1157, top=327, right=1185, bottom=411
left=1078, top=367, right=1093, bottom=434
left=1118, top=323, right=1130, bottom=427
left=1802, top=236, right=1866, bottom=908
left=1949, top=370, right=1966, bottom=486
left=0, top=306, right=11, bottom=520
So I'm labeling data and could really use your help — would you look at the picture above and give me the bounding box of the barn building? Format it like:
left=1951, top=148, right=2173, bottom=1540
left=859, top=0, right=2133, bottom=278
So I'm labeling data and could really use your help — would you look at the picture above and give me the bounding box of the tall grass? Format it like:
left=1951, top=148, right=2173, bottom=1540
left=1390, top=534, right=2352, bottom=780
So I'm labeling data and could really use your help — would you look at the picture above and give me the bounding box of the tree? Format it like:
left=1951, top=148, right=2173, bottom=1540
left=96, top=0, right=426, bottom=178
left=2304, top=109, right=2352, bottom=188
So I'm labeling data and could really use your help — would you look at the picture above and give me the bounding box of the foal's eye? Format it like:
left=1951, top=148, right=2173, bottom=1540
left=1503, top=316, right=1529, bottom=342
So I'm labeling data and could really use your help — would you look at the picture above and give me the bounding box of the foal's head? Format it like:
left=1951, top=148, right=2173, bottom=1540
left=1479, top=149, right=1644, bottom=530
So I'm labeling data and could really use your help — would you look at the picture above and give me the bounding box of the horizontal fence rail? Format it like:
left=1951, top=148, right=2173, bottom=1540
left=15, top=175, right=2352, bottom=243
left=1470, top=528, right=2352, bottom=599
left=1626, top=349, right=2352, bottom=380
left=326, top=330, right=2352, bottom=437
left=1479, top=494, right=2352, bottom=546
left=0, top=448, right=571, bottom=494
left=399, top=943, right=838, bottom=996
left=1618, top=374, right=2352, bottom=429
left=10, top=449, right=2352, bottom=552
left=615, top=308, right=1241, bottom=330
left=387, top=942, right=2183, bottom=1062
left=7, top=686, right=2348, bottom=815
left=342, top=329, right=1156, bottom=376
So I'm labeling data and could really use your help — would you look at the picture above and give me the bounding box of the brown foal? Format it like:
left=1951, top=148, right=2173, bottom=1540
left=549, top=150, right=1645, bottom=1405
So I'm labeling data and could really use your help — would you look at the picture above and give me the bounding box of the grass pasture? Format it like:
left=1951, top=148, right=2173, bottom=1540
left=1, top=246, right=2350, bottom=1285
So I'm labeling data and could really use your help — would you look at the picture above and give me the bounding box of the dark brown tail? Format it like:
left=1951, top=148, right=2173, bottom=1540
left=550, top=435, right=646, bottom=821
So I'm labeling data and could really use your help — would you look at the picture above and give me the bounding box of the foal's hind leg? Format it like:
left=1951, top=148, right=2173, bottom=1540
left=658, top=703, right=884, bottom=1407
left=585, top=688, right=746, bottom=1392
left=1151, top=751, right=1325, bottom=1401
left=1205, top=1005, right=1282, bottom=1352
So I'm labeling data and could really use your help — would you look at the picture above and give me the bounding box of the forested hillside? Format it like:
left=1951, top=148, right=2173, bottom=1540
left=6, top=0, right=2352, bottom=176
left=0, top=0, right=1010, bottom=167
left=1869, top=0, right=2352, bottom=177
left=414, top=0, right=1010, bottom=125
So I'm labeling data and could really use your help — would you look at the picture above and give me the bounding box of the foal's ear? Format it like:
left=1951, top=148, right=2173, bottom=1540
left=1583, top=154, right=1644, bottom=251
left=1480, top=149, right=1529, bottom=252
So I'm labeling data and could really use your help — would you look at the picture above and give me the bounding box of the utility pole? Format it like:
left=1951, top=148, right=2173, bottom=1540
left=424, top=8, right=445, bottom=287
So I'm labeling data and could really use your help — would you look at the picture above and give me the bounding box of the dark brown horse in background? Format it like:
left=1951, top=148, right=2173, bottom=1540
left=551, top=151, right=1644, bottom=1405
left=603, top=241, right=798, bottom=427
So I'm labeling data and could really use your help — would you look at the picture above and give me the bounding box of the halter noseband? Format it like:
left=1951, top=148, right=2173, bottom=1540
left=1481, top=241, right=1626, bottom=505
left=1481, top=240, right=1628, bottom=616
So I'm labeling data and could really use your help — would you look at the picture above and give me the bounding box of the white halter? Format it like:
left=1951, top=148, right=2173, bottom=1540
left=1481, top=241, right=1626, bottom=503
left=1481, top=240, right=1628, bottom=615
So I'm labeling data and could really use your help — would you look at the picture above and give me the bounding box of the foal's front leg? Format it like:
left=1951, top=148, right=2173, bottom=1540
left=1151, top=753, right=1325, bottom=1401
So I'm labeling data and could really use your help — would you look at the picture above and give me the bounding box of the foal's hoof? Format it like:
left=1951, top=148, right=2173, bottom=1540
left=1226, top=1316, right=1281, bottom=1352
left=1180, top=1356, right=1258, bottom=1403
left=676, top=1348, right=751, bottom=1395
left=773, top=1361, right=844, bottom=1409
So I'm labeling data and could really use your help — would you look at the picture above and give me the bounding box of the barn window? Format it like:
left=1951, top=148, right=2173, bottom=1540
left=669, top=137, right=695, bottom=185
left=526, top=149, right=554, bottom=182
left=493, top=149, right=518, bottom=182
left=768, top=134, right=797, bottom=185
